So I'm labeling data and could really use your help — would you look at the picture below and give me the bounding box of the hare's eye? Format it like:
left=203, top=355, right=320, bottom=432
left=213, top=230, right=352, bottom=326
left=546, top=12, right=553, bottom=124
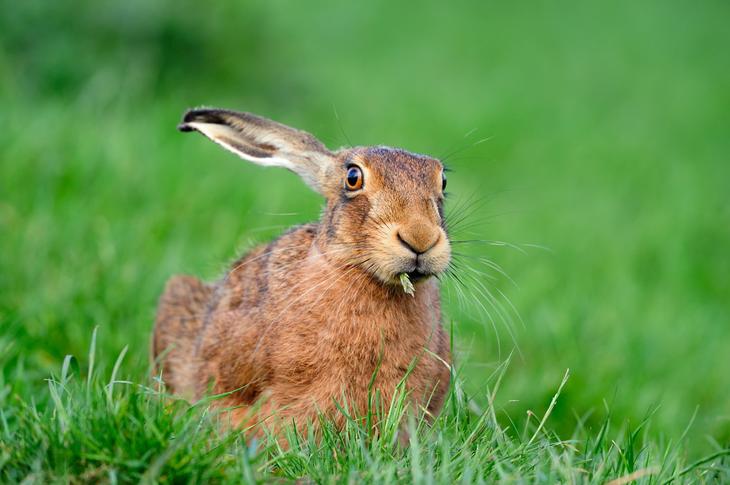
left=345, top=166, right=364, bottom=191
left=441, top=172, right=447, bottom=191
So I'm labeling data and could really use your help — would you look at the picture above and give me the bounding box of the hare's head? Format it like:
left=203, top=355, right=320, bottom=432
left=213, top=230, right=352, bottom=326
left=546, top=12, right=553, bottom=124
left=179, top=108, right=451, bottom=286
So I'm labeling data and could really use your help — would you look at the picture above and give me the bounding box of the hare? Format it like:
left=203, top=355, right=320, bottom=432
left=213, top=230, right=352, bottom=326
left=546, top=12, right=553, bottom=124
left=153, top=108, right=452, bottom=435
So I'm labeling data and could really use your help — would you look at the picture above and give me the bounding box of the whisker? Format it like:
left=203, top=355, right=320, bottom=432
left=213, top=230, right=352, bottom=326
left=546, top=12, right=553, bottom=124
left=450, top=239, right=529, bottom=255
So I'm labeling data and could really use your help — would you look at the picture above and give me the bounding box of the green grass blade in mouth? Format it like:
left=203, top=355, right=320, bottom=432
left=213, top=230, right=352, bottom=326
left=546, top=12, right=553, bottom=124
left=399, top=273, right=415, bottom=296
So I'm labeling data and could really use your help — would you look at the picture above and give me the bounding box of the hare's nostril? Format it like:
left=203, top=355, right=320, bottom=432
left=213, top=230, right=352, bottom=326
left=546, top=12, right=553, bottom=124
left=397, top=231, right=439, bottom=255
left=397, top=232, right=418, bottom=254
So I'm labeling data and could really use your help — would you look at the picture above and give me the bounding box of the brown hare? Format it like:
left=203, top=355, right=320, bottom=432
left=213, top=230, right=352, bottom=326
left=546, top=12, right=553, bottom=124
left=153, top=108, right=452, bottom=436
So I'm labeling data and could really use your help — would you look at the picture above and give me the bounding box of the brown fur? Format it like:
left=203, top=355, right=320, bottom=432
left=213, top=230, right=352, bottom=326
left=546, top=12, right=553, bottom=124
left=154, top=108, right=452, bottom=437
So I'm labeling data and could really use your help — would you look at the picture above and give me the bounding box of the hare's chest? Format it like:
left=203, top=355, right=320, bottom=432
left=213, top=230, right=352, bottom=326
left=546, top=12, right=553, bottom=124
left=277, top=314, right=433, bottom=395
left=265, top=282, right=446, bottom=409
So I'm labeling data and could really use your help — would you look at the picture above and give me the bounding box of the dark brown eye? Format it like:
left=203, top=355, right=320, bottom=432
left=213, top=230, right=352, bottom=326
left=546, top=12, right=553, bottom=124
left=441, top=172, right=447, bottom=191
left=345, top=166, right=363, bottom=191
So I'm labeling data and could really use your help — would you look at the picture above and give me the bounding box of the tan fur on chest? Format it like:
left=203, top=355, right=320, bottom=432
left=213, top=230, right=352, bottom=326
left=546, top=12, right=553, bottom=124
left=268, top=261, right=443, bottom=400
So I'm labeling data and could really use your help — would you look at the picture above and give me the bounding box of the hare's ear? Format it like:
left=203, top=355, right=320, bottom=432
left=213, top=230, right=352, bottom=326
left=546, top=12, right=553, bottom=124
left=178, top=108, right=337, bottom=194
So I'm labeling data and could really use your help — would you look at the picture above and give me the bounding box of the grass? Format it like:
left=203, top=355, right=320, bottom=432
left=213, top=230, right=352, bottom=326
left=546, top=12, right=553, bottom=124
left=2, top=334, right=728, bottom=483
left=1, top=0, right=729, bottom=482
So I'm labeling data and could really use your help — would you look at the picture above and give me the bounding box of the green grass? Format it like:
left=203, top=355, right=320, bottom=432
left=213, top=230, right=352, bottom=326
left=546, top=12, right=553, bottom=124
left=2, top=334, right=728, bottom=483
left=1, top=0, right=729, bottom=482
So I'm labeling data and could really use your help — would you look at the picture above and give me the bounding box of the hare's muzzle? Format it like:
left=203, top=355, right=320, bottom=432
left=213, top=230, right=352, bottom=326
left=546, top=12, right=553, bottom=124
left=387, top=221, right=451, bottom=282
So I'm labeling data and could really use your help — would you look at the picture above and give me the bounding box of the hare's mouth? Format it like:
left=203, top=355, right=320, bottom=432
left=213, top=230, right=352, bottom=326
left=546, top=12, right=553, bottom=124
left=406, top=270, right=430, bottom=283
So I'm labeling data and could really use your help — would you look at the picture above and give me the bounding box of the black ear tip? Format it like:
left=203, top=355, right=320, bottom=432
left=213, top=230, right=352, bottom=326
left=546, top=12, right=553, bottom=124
left=181, top=107, right=224, bottom=124
left=182, top=108, right=201, bottom=123
left=179, top=108, right=216, bottom=132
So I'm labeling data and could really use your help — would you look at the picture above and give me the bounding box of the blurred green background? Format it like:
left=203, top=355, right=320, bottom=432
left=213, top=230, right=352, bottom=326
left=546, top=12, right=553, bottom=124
left=1, top=0, right=728, bottom=452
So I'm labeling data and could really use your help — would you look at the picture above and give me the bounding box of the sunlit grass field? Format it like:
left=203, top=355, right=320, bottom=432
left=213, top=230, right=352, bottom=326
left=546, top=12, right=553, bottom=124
left=1, top=0, right=729, bottom=482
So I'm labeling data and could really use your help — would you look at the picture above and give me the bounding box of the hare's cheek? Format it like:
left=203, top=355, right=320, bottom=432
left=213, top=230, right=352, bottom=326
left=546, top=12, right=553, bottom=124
left=337, top=197, right=372, bottom=237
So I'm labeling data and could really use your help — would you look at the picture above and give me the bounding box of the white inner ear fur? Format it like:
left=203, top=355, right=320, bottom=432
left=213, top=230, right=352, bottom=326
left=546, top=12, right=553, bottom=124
left=185, top=121, right=296, bottom=172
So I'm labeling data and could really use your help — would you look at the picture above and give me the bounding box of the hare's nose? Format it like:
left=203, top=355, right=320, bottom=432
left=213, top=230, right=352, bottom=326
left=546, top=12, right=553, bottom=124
left=397, top=225, right=440, bottom=255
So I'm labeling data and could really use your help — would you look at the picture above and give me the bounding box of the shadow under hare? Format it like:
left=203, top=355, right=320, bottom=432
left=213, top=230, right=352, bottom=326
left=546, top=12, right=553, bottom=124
left=153, top=108, right=452, bottom=436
